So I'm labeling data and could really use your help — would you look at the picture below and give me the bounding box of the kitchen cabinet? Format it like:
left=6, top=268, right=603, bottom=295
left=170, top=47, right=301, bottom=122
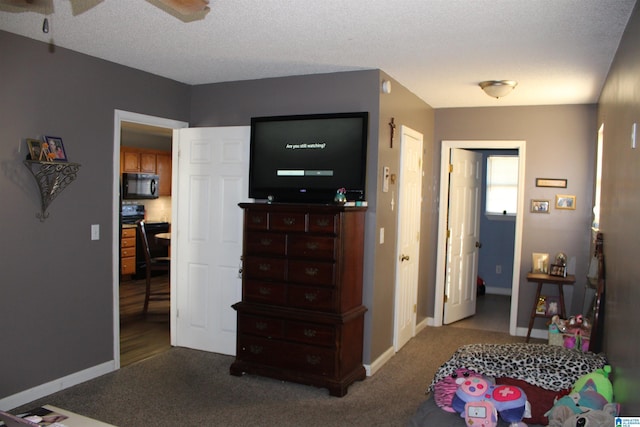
left=121, top=226, right=137, bottom=276
left=120, top=147, right=171, bottom=196
left=230, top=203, right=367, bottom=397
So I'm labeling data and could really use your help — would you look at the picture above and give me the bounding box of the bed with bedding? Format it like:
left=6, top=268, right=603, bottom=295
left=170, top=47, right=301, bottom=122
left=409, top=233, right=607, bottom=427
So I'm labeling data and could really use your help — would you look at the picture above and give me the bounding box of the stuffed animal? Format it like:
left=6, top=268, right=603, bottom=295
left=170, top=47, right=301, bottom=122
left=433, top=368, right=486, bottom=412
left=572, top=365, right=613, bottom=403
left=560, top=403, right=619, bottom=427
left=545, top=379, right=611, bottom=427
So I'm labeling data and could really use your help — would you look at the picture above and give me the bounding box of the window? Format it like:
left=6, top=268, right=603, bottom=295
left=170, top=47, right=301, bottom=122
left=486, top=155, right=519, bottom=215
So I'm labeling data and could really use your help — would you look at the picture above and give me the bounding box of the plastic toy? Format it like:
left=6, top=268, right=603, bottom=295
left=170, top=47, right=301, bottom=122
left=452, top=376, right=529, bottom=426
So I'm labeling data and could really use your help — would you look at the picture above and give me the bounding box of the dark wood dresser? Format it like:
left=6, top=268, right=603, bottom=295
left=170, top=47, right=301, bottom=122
left=230, top=202, right=367, bottom=397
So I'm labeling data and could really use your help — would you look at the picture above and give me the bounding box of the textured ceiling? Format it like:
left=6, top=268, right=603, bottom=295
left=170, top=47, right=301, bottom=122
left=0, top=0, right=636, bottom=108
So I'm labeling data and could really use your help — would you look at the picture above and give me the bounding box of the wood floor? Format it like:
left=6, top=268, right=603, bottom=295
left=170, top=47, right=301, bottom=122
left=119, top=275, right=171, bottom=367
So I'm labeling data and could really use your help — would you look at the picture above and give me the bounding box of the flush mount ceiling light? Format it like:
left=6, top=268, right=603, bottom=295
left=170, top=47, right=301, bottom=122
left=479, top=80, right=518, bottom=99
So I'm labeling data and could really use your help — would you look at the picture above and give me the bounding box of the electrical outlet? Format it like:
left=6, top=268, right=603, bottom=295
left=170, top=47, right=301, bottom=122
left=496, top=264, right=502, bottom=274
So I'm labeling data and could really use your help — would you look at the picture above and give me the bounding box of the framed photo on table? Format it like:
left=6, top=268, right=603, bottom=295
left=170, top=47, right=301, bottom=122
left=42, top=135, right=67, bottom=161
left=532, top=252, right=549, bottom=274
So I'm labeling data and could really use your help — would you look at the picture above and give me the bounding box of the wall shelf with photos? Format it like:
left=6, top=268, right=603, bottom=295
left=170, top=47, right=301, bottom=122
left=24, top=137, right=80, bottom=221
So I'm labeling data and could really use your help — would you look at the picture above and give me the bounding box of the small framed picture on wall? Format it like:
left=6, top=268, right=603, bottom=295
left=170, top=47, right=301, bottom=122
left=531, top=199, right=550, bottom=213
left=555, top=195, right=576, bottom=210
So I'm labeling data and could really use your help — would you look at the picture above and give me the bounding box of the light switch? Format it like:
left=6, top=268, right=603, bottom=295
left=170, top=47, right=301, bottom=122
left=91, top=224, right=100, bottom=240
left=379, top=227, right=385, bottom=244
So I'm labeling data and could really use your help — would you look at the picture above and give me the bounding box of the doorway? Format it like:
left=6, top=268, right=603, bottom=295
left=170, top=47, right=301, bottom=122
left=433, top=140, right=526, bottom=336
left=112, top=110, right=188, bottom=368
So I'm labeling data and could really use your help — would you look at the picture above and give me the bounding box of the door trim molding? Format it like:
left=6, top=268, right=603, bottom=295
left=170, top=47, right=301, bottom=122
left=112, top=110, right=188, bottom=369
left=434, top=140, right=526, bottom=336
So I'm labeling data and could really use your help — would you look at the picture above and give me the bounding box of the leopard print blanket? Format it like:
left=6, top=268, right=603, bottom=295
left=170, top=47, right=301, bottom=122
left=427, top=343, right=608, bottom=393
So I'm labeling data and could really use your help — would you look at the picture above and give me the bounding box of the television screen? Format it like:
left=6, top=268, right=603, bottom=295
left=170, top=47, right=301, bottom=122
left=249, top=112, right=368, bottom=203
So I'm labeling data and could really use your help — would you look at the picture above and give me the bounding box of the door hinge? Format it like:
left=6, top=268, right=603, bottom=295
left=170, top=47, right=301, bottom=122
left=449, top=164, right=453, bottom=173
left=413, top=304, right=417, bottom=313
left=444, top=294, right=448, bottom=303
left=447, top=229, right=451, bottom=238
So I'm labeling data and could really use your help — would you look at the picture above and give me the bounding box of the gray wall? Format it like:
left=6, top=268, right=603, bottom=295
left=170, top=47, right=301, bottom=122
left=434, top=105, right=598, bottom=329
left=0, top=30, right=190, bottom=399
left=597, top=1, right=640, bottom=414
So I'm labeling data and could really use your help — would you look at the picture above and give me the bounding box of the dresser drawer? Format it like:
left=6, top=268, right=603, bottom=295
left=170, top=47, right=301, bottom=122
left=285, top=321, right=335, bottom=347
left=287, top=236, right=336, bottom=260
left=244, top=256, right=286, bottom=281
left=243, top=280, right=287, bottom=305
left=269, top=212, right=306, bottom=232
left=288, top=285, right=336, bottom=311
left=238, top=314, right=284, bottom=339
left=238, top=335, right=335, bottom=377
left=245, top=232, right=286, bottom=256
left=308, top=214, right=337, bottom=233
left=288, top=260, right=335, bottom=285
left=245, top=210, right=268, bottom=231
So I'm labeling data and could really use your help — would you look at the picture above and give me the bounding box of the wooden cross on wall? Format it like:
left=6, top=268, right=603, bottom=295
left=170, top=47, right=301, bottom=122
left=389, top=117, right=396, bottom=148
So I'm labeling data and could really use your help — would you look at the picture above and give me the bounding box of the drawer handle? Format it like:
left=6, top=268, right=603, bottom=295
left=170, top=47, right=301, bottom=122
left=258, top=286, right=272, bottom=295
left=303, top=328, right=317, bottom=338
left=260, top=238, right=273, bottom=246
left=305, top=267, right=319, bottom=277
left=250, top=345, right=263, bottom=354
left=304, top=292, right=318, bottom=302
left=283, top=217, right=296, bottom=226
left=306, top=354, right=322, bottom=365
left=305, top=242, right=319, bottom=250
left=251, top=216, right=264, bottom=224
left=255, top=321, right=268, bottom=331
left=258, top=263, right=271, bottom=271
left=315, top=218, right=330, bottom=227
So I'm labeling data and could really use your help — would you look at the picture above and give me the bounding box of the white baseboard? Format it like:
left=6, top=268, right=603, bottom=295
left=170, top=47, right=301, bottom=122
left=364, top=317, right=431, bottom=377
left=0, top=360, right=115, bottom=411
left=485, top=287, right=512, bottom=296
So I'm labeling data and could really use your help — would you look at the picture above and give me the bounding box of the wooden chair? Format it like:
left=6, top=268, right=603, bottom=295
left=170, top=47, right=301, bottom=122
left=137, top=220, right=170, bottom=314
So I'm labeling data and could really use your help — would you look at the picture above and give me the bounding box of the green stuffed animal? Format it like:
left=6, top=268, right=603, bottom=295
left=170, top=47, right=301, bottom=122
left=571, top=365, right=613, bottom=403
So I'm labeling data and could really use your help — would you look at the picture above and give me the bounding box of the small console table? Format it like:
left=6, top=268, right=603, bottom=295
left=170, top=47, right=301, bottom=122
left=525, top=272, right=576, bottom=342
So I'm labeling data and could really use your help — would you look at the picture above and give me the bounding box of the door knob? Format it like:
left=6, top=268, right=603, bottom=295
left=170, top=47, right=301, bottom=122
left=475, top=241, right=482, bottom=248
left=400, top=254, right=410, bottom=262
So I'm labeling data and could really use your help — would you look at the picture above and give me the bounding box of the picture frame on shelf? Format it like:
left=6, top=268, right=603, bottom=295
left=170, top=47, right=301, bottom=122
left=536, top=178, right=567, bottom=188
left=545, top=296, right=560, bottom=316
left=530, top=199, right=550, bottom=213
left=555, top=194, right=576, bottom=210
left=26, top=139, right=44, bottom=161
left=532, top=252, right=549, bottom=274
left=536, top=296, right=547, bottom=314
left=42, top=135, right=67, bottom=162
left=549, top=264, right=567, bottom=277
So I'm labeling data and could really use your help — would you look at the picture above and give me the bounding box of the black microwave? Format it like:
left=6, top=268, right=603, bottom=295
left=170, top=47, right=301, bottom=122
left=122, top=173, right=160, bottom=199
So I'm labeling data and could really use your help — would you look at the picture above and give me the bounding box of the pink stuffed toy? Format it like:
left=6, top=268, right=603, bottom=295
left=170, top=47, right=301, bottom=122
left=433, top=368, right=488, bottom=412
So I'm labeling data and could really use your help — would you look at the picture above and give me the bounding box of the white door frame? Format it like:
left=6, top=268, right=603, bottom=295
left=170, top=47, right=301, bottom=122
left=112, top=110, right=188, bottom=369
left=433, top=140, right=526, bottom=336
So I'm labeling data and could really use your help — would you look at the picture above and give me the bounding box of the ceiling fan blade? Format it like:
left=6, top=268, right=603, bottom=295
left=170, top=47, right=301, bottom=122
left=156, top=0, right=209, bottom=16
left=68, top=0, right=104, bottom=16
left=0, top=0, right=53, bottom=14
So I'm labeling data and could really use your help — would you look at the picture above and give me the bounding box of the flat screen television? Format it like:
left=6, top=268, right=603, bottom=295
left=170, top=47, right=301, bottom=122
left=249, top=112, right=368, bottom=203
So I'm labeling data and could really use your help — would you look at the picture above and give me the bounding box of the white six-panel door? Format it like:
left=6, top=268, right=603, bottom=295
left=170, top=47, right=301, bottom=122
left=172, top=126, right=250, bottom=355
left=443, top=148, right=482, bottom=324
